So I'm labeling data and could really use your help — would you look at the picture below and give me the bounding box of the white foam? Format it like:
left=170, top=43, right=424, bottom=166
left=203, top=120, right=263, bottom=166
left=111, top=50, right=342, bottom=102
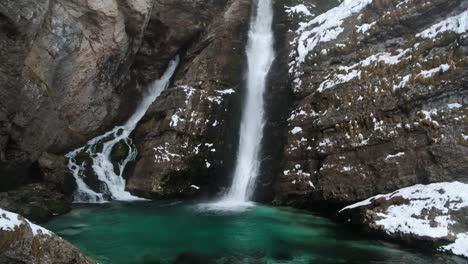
left=222, top=0, right=275, bottom=204
left=66, top=57, right=179, bottom=203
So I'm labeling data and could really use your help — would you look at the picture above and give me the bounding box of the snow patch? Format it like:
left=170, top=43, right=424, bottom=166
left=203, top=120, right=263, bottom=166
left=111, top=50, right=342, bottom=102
left=341, top=181, right=468, bottom=258
left=1, top=208, right=52, bottom=236
left=215, top=89, right=235, bottom=95
left=385, top=152, right=405, bottom=160
left=416, top=10, right=468, bottom=39
left=318, top=70, right=361, bottom=92
left=356, top=21, right=376, bottom=33
left=440, top=232, right=468, bottom=258
left=394, top=74, right=411, bottom=90
left=447, top=103, right=462, bottom=109
left=417, top=64, right=450, bottom=78
left=290, top=127, right=303, bottom=134
left=170, top=111, right=185, bottom=127
left=296, top=0, right=374, bottom=63
left=285, top=4, right=313, bottom=16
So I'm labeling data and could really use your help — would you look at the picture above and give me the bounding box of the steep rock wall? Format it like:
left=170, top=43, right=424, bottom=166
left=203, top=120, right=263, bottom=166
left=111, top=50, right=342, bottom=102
left=0, top=0, right=154, bottom=191
left=273, top=0, right=468, bottom=209
left=127, top=0, right=251, bottom=199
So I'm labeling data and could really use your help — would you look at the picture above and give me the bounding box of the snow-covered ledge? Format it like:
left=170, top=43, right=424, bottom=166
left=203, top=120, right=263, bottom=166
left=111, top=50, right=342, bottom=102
left=0, top=208, right=52, bottom=236
left=340, top=182, right=468, bottom=258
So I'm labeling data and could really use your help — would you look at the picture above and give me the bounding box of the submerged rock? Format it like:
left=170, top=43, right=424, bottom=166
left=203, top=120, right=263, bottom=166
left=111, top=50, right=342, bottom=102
left=340, top=182, right=468, bottom=258
left=0, top=208, right=96, bottom=264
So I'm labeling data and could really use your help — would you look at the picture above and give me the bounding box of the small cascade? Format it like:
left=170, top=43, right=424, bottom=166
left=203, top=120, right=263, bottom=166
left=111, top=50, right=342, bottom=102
left=221, top=0, right=275, bottom=206
left=67, top=57, right=179, bottom=203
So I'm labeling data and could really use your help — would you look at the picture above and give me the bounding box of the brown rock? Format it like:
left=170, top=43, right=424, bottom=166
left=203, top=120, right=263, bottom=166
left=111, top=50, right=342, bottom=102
left=0, top=208, right=96, bottom=264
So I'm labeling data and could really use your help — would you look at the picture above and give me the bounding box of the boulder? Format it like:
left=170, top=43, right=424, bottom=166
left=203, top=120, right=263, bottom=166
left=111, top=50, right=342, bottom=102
left=0, top=183, right=70, bottom=223
left=0, top=208, right=96, bottom=264
left=340, top=181, right=468, bottom=258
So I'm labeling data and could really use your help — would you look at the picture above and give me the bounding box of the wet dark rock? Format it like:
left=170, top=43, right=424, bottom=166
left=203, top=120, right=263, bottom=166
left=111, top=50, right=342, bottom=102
left=0, top=183, right=70, bottom=223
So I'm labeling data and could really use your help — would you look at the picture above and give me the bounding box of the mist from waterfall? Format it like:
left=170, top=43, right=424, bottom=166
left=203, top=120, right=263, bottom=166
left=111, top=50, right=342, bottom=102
left=66, top=57, right=179, bottom=203
left=221, top=0, right=275, bottom=206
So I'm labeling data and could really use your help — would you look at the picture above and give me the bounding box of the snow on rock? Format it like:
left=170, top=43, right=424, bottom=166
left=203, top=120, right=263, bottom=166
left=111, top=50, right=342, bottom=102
left=319, top=48, right=411, bottom=92
left=384, top=152, right=405, bottom=160
left=417, top=64, right=451, bottom=79
left=0, top=208, right=22, bottom=232
left=290, top=127, right=303, bottom=134
left=296, top=0, right=373, bottom=63
left=285, top=4, right=313, bottom=16
left=356, top=21, right=376, bottom=33
left=318, top=70, right=361, bottom=91
left=215, top=88, right=235, bottom=95
left=154, top=143, right=182, bottom=163
left=341, top=49, right=411, bottom=71
left=441, top=232, right=468, bottom=258
left=416, top=10, right=468, bottom=39
left=0, top=208, right=52, bottom=236
left=170, top=112, right=184, bottom=127
left=394, top=74, right=411, bottom=90
left=447, top=103, right=462, bottom=109
left=341, top=182, right=468, bottom=258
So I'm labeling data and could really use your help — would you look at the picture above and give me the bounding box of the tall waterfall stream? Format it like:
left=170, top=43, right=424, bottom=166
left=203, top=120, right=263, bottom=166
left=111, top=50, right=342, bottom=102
left=220, top=0, right=275, bottom=207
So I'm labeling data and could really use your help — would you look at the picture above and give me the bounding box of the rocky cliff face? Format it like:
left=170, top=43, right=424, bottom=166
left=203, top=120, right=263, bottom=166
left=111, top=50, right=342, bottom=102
left=340, top=182, right=468, bottom=258
left=0, top=0, right=155, bottom=190
left=272, top=0, right=468, bottom=210
left=127, top=0, right=250, bottom=199
left=0, top=0, right=251, bottom=211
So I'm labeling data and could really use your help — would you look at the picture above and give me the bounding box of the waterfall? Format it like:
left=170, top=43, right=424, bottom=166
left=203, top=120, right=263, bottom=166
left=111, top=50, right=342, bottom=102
left=223, top=0, right=275, bottom=205
left=66, top=57, right=179, bottom=203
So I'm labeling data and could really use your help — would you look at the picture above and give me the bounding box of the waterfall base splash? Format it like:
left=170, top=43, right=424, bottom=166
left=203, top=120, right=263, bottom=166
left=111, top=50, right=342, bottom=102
left=197, top=199, right=256, bottom=212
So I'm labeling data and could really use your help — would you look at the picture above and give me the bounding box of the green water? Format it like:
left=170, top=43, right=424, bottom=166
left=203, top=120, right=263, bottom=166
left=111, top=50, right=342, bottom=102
left=45, top=202, right=464, bottom=264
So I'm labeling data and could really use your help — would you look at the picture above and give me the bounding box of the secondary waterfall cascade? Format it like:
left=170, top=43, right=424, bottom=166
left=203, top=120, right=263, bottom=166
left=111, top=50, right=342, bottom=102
left=67, top=57, right=179, bottom=203
left=222, top=0, right=275, bottom=205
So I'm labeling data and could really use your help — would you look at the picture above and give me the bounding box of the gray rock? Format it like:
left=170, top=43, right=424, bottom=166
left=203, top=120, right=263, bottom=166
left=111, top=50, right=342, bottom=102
left=273, top=0, right=468, bottom=209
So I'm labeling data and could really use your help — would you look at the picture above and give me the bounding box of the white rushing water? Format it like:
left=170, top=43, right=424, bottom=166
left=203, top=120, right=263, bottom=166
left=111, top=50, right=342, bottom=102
left=221, top=0, right=275, bottom=206
left=67, top=57, right=179, bottom=203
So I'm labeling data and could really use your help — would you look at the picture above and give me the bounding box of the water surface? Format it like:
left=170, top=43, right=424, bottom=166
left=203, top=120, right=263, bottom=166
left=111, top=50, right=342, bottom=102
left=45, top=202, right=465, bottom=264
